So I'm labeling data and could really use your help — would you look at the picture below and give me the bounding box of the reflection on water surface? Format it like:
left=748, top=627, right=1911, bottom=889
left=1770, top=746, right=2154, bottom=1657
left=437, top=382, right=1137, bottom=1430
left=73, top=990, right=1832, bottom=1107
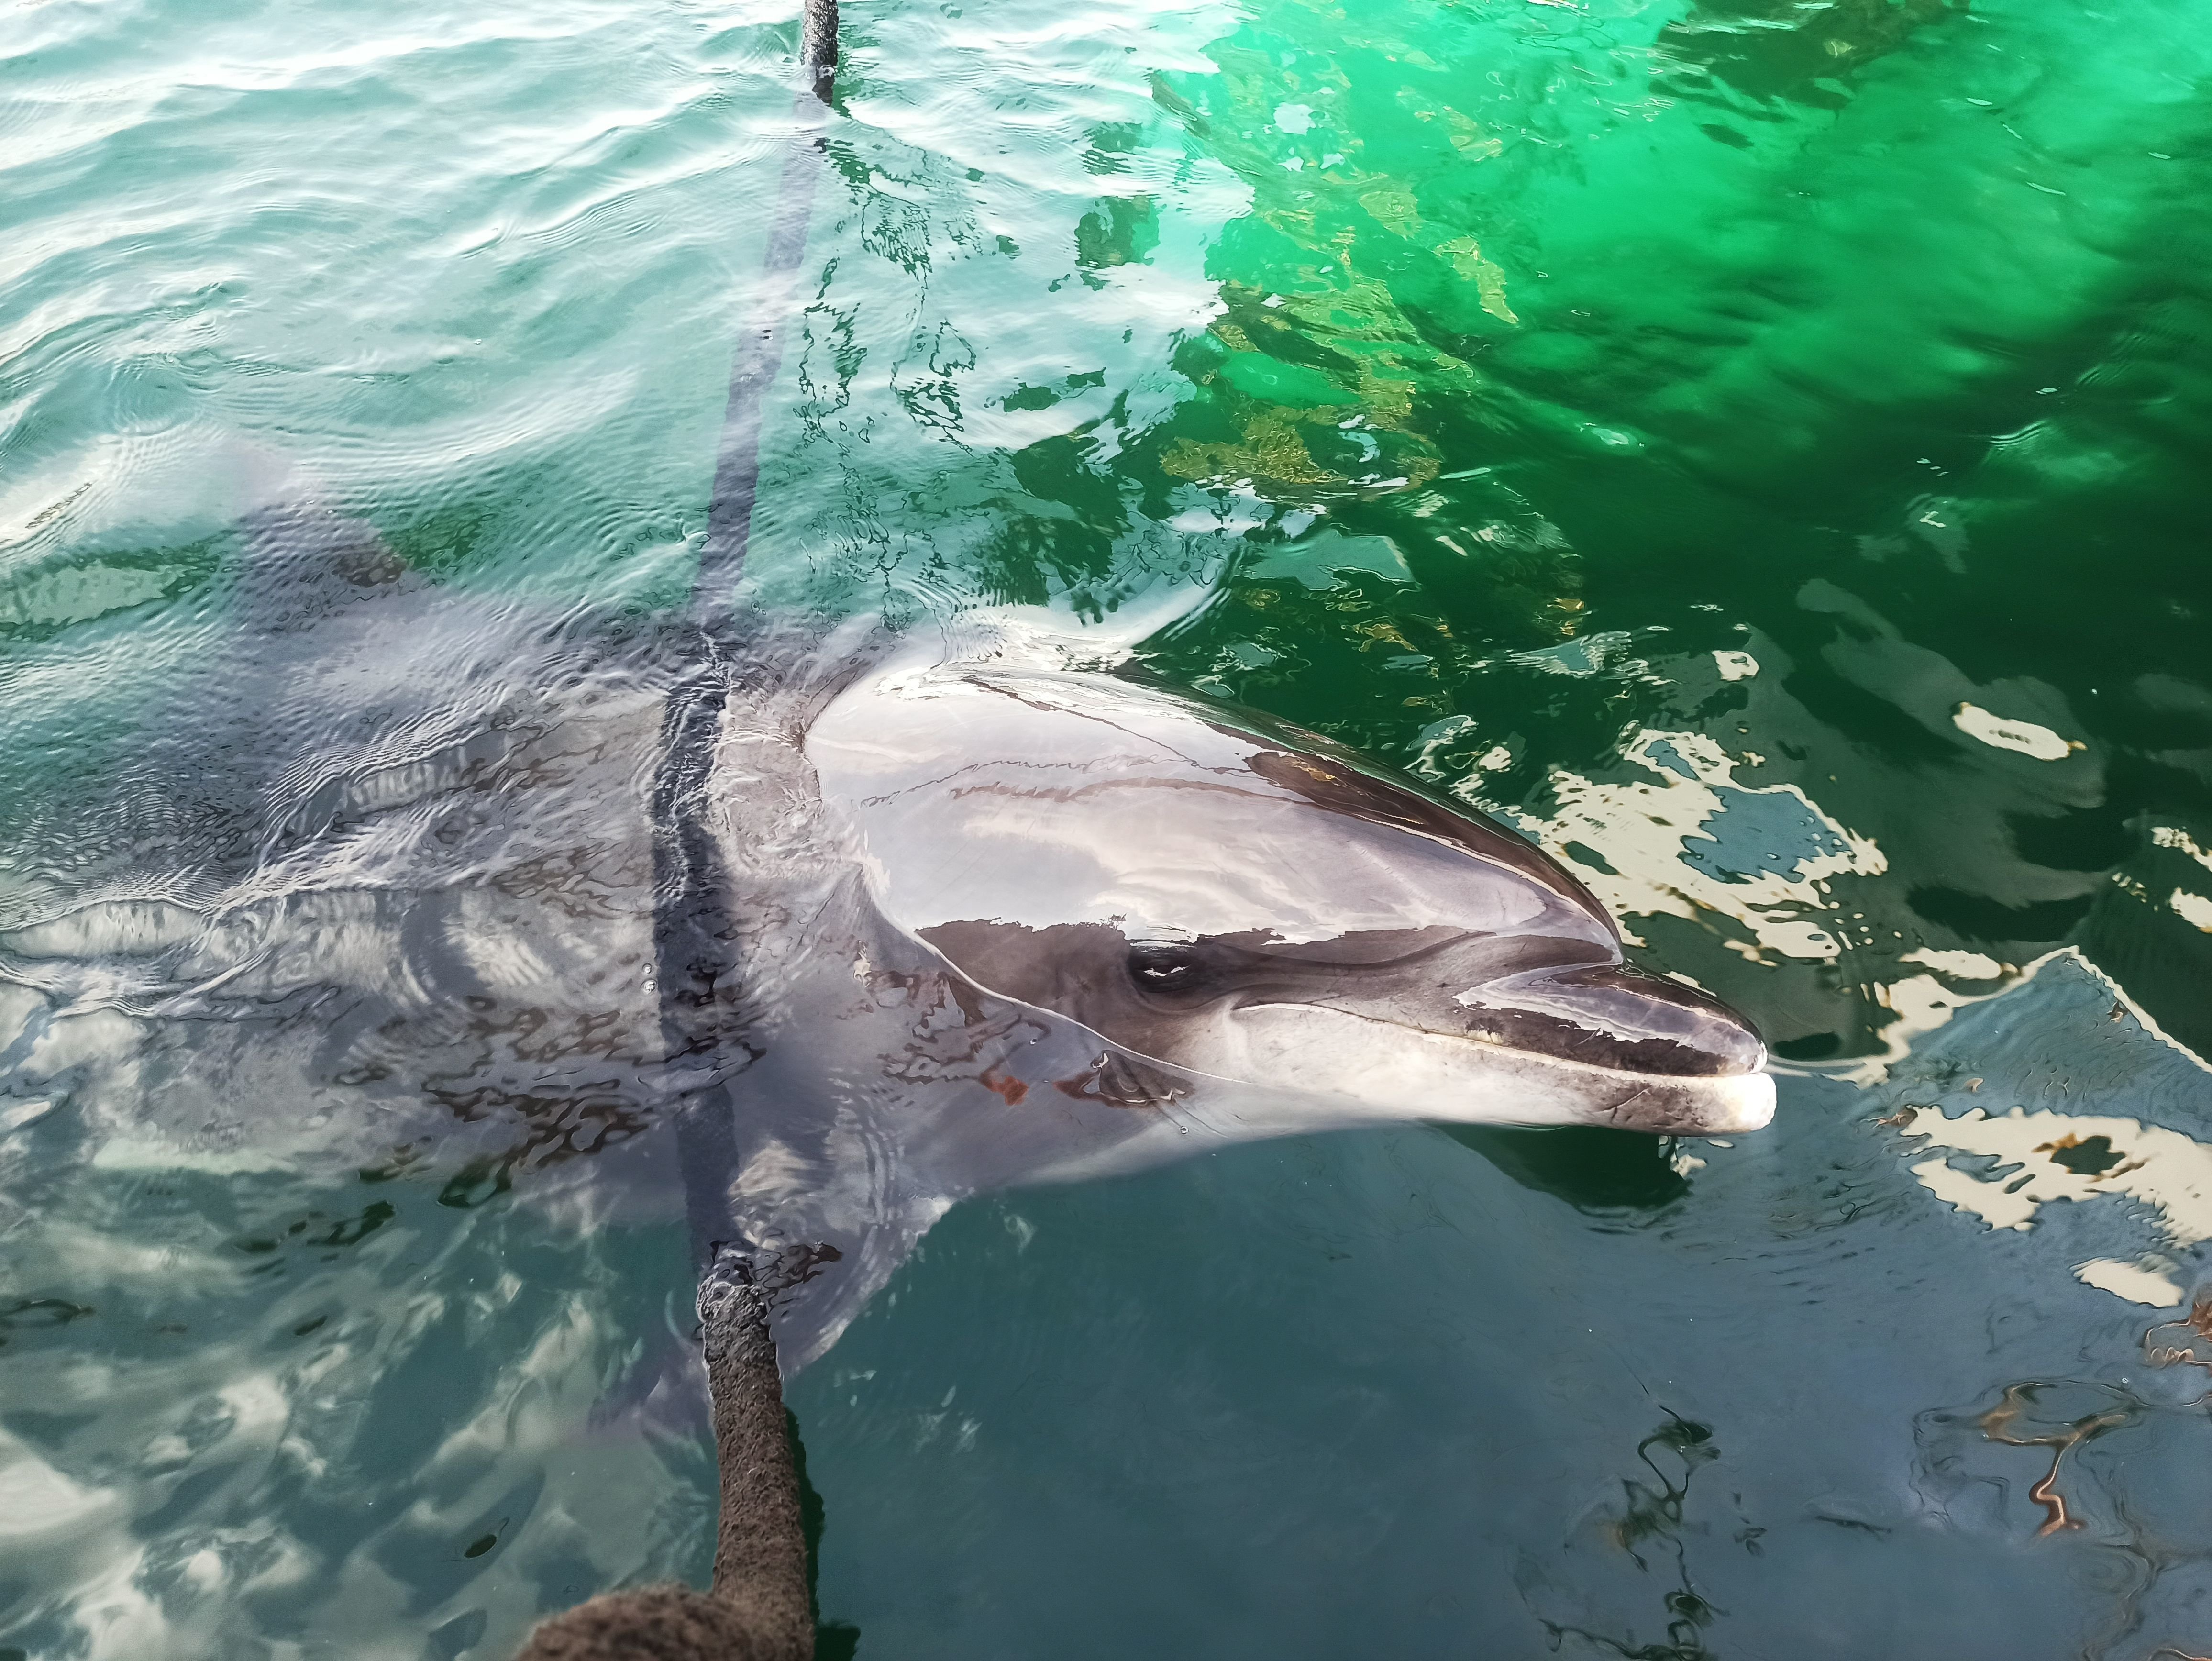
left=7, top=0, right=2212, bottom=1652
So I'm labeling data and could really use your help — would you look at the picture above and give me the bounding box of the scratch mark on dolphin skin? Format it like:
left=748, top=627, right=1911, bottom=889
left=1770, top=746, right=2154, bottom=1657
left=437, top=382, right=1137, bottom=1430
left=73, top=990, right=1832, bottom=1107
left=1607, top=1085, right=1655, bottom=1125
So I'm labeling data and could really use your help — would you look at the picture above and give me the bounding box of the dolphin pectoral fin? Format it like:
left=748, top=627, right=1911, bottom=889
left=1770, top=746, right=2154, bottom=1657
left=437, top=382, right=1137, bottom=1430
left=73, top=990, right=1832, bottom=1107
left=752, top=1212, right=943, bottom=1375
left=217, top=447, right=423, bottom=631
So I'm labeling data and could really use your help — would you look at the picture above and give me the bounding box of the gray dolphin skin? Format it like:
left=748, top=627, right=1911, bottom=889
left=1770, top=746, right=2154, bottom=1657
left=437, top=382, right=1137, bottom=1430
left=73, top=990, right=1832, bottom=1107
left=0, top=505, right=1771, bottom=1373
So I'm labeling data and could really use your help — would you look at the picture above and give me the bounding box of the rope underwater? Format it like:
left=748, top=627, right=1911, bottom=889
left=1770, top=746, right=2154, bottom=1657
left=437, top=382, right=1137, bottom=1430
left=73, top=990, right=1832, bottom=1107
left=514, top=2, right=838, bottom=1654
left=658, top=0, right=840, bottom=1274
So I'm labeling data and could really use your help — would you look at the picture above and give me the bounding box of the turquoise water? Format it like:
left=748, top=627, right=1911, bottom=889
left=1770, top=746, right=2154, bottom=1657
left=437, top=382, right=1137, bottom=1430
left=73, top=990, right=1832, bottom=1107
left=7, top=0, right=2212, bottom=1653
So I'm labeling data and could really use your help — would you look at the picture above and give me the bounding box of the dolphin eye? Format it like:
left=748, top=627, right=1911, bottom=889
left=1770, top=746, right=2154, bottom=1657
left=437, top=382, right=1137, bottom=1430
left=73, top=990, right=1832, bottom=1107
left=1126, top=941, right=1213, bottom=998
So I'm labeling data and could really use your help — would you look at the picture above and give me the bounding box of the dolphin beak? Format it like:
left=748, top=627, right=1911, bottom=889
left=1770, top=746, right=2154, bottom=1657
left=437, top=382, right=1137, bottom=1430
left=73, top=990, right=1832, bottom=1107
left=1454, top=963, right=1770, bottom=1081
left=1213, top=999, right=1777, bottom=1137
left=1440, top=961, right=1776, bottom=1132
left=1209, top=952, right=1776, bottom=1137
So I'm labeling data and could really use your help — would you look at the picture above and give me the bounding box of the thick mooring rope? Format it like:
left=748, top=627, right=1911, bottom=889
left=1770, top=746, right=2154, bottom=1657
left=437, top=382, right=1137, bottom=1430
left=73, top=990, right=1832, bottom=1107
left=513, top=1252, right=814, bottom=1661
left=515, top=3, right=839, bottom=1654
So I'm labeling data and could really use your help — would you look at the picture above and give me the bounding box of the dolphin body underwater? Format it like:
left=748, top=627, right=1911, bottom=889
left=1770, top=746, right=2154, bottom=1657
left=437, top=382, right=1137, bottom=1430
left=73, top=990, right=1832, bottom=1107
left=0, top=486, right=1774, bottom=1373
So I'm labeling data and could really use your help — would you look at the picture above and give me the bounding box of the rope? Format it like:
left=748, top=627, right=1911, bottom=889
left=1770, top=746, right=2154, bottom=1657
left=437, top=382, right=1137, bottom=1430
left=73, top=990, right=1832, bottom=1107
left=515, top=5, right=838, bottom=1653
left=663, top=0, right=839, bottom=1268
left=513, top=1251, right=814, bottom=1660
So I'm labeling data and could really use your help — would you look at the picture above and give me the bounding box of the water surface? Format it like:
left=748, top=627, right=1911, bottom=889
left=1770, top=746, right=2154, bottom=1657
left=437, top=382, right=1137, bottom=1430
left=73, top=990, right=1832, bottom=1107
left=6, top=0, right=2212, bottom=1654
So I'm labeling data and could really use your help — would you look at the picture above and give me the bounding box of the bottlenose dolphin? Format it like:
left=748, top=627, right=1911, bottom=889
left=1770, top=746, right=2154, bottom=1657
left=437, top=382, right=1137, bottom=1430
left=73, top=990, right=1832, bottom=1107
left=674, top=612, right=1773, bottom=1363
left=0, top=490, right=1772, bottom=1371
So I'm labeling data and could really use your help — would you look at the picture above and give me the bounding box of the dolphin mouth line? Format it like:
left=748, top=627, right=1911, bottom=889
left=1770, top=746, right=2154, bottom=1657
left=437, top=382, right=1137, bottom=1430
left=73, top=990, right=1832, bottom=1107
left=1226, top=1001, right=1778, bottom=1134
left=1241, top=997, right=1767, bottom=1080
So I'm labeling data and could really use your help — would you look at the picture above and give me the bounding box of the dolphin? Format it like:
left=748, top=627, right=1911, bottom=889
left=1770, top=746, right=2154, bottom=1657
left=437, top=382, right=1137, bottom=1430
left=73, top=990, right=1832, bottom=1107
left=682, top=612, right=1772, bottom=1363
left=0, top=495, right=1772, bottom=1371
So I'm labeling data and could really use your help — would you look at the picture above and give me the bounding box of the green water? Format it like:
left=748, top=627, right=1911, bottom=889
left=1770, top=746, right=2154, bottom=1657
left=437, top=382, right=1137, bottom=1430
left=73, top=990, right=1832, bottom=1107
left=7, top=0, right=2212, bottom=1653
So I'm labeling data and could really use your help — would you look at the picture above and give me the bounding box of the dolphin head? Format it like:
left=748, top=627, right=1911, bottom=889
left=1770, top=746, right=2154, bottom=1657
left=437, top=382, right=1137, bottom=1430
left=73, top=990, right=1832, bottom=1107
left=804, top=653, right=1774, bottom=1140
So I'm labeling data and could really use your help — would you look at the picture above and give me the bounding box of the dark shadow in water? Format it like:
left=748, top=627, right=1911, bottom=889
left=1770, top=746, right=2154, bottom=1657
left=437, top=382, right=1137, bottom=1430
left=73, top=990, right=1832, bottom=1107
left=1439, top=1126, right=1689, bottom=1215
left=790, top=1407, right=863, bottom=1660
left=1770, top=1031, right=1841, bottom=1063
left=1908, top=886, right=2097, bottom=947
left=1659, top=0, right=1966, bottom=111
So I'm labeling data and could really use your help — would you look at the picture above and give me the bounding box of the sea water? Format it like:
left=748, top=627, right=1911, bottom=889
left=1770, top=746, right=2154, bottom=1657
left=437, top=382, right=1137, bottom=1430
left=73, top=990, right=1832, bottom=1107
left=5, top=0, right=2212, bottom=1653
